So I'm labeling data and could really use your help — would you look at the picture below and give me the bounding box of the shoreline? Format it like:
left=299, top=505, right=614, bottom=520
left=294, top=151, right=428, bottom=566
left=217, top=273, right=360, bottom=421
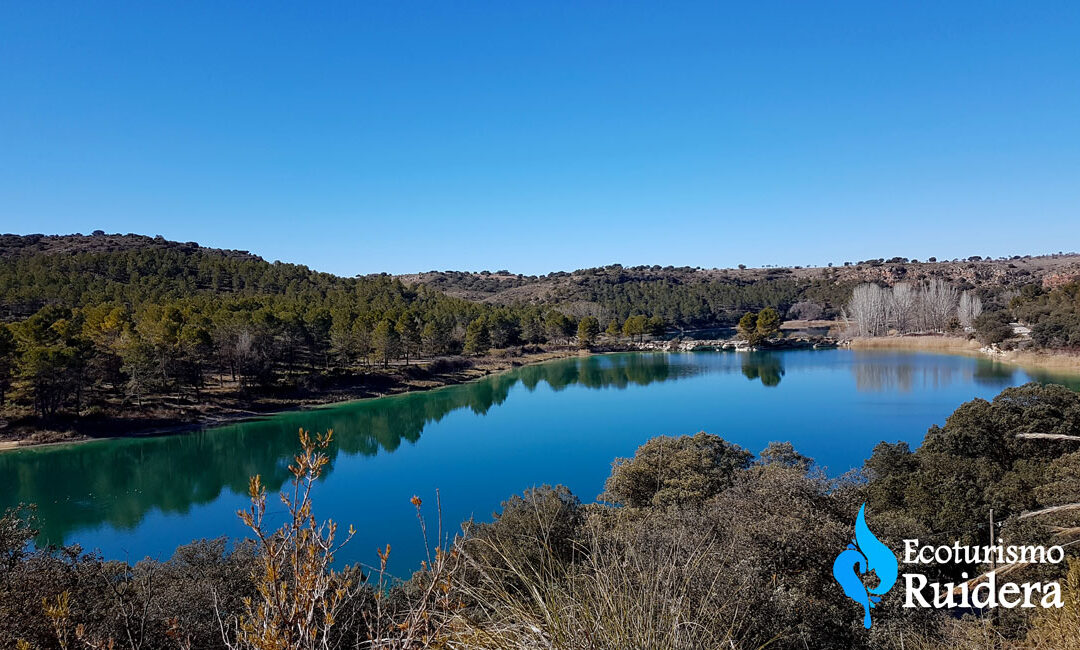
left=6, top=337, right=1080, bottom=453
left=0, top=346, right=606, bottom=453
left=846, top=335, right=1080, bottom=375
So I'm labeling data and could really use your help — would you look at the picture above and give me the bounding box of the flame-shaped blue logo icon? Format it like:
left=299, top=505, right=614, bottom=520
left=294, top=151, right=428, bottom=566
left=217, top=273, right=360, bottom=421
left=832, top=503, right=898, bottom=628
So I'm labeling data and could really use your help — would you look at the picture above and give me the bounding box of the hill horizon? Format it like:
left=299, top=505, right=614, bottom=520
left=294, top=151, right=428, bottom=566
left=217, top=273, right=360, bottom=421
left=5, top=231, right=1078, bottom=279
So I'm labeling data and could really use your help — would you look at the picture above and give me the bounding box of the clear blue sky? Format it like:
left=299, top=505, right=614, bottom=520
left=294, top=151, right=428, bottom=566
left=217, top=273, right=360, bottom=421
left=2, top=2, right=1078, bottom=276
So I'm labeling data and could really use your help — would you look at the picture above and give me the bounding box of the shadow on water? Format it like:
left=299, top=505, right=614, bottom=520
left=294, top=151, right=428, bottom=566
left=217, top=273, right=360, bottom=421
left=0, top=353, right=695, bottom=546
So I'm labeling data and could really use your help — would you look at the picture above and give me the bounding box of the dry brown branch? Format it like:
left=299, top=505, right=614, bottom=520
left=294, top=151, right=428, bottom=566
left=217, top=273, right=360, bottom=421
left=218, top=428, right=356, bottom=650
left=1016, top=433, right=1080, bottom=442
left=1019, top=503, right=1080, bottom=519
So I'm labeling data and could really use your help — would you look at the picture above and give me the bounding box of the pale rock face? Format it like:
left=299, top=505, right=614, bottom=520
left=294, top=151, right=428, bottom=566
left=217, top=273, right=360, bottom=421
left=634, top=336, right=836, bottom=352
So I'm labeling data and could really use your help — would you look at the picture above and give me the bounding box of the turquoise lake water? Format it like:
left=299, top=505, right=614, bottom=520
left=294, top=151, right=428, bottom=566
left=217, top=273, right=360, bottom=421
left=2, top=349, right=1076, bottom=576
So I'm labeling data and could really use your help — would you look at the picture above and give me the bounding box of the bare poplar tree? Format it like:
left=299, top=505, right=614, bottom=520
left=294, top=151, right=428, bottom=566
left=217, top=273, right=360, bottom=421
left=958, top=291, right=983, bottom=328
left=848, top=279, right=965, bottom=336
left=918, top=278, right=959, bottom=332
left=889, top=283, right=918, bottom=334
left=847, top=284, right=890, bottom=336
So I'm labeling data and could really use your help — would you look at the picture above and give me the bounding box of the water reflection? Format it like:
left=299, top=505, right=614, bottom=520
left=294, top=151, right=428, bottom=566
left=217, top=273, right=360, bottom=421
left=850, top=353, right=1022, bottom=392
left=0, top=353, right=695, bottom=546
left=4, top=349, right=1078, bottom=557
left=741, top=353, right=785, bottom=387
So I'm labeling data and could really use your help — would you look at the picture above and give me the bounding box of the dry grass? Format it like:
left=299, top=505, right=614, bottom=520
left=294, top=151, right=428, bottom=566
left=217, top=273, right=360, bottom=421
left=847, top=335, right=983, bottom=353
left=990, top=349, right=1080, bottom=372
left=846, top=334, right=1080, bottom=373
left=849, top=335, right=1080, bottom=374
left=450, top=525, right=747, bottom=650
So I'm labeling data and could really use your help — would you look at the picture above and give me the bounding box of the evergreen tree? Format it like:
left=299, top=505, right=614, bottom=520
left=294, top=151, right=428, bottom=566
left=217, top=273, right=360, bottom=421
left=0, top=324, right=15, bottom=407
left=464, top=318, right=491, bottom=355
left=646, top=316, right=665, bottom=337
left=372, top=319, right=399, bottom=368
left=545, top=311, right=574, bottom=344
left=421, top=321, right=450, bottom=357
left=755, top=308, right=781, bottom=339
left=395, top=313, right=421, bottom=365
left=577, top=316, right=600, bottom=348
left=737, top=312, right=758, bottom=341
left=622, top=315, right=647, bottom=342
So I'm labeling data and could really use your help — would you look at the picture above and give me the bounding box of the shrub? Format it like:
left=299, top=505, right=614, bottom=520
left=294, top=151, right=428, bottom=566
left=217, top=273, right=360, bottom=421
left=974, top=310, right=1013, bottom=345
left=602, top=432, right=752, bottom=508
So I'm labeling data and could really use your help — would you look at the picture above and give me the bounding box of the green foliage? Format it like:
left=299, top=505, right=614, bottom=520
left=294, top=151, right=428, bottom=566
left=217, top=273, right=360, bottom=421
left=2, top=237, right=634, bottom=416
left=395, top=312, right=421, bottom=363
left=420, top=320, right=450, bottom=357
left=621, top=314, right=647, bottom=342
left=14, top=307, right=92, bottom=416
left=576, top=316, right=599, bottom=348
left=975, top=309, right=1013, bottom=345
left=372, top=318, right=400, bottom=367
left=544, top=311, right=574, bottom=344
left=604, top=318, right=621, bottom=338
left=755, top=307, right=781, bottom=338
left=414, top=263, right=854, bottom=329
left=543, top=268, right=804, bottom=327
left=646, top=315, right=665, bottom=337
left=1006, top=281, right=1080, bottom=349
left=463, top=318, right=491, bottom=355
left=602, top=432, right=753, bottom=508
left=737, top=311, right=757, bottom=340
left=867, top=383, right=1080, bottom=552
left=0, top=323, right=16, bottom=406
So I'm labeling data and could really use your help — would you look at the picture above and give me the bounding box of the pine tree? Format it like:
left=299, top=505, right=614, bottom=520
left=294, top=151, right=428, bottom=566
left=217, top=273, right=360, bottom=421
left=372, top=319, right=400, bottom=368
left=737, top=312, right=758, bottom=341
left=756, top=308, right=781, bottom=339
left=577, top=317, right=600, bottom=348
left=464, top=318, right=491, bottom=355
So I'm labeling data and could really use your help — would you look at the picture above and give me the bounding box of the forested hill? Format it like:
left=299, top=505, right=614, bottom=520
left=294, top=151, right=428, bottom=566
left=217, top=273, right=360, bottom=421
left=0, top=232, right=260, bottom=261
left=1, top=232, right=1078, bottom=426
left=0, top=232, right=492, bottom=423
left=0, top=232, right=436, bottom=321
left=398, top=254, right=1080, bottom=328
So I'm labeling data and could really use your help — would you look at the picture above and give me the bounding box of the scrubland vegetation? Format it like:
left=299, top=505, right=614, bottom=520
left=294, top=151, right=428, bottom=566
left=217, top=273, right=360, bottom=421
left=3, top=382, right=1080, bottom=649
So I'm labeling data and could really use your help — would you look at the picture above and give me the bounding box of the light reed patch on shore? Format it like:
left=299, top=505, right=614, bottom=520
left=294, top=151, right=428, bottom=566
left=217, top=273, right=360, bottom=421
left=849, top=335, right=1080, bottom=374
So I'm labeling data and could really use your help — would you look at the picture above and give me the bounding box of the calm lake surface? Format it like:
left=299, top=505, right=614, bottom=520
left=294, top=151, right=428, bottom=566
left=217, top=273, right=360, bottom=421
left=3, top=349, right=1078, bottom=575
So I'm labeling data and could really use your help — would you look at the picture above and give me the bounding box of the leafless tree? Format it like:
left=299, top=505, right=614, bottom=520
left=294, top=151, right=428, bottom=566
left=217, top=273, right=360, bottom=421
left=888, top=283, right=918, bottom=333
left=918, top=278, right=959, bottom=332
left=787, top=301, right=824, bottom=321
left=847, top=284, right=890, bottom=336
left=958, top=291, right=983, bottom=328
left=848, top=279, right=963, bottom=336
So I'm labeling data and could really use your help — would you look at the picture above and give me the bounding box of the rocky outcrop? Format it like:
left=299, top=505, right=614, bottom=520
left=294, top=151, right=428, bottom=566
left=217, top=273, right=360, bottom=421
left=1043, top=272, right=1080, bottom=289
left=635, top=336, right=838, bottom=353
